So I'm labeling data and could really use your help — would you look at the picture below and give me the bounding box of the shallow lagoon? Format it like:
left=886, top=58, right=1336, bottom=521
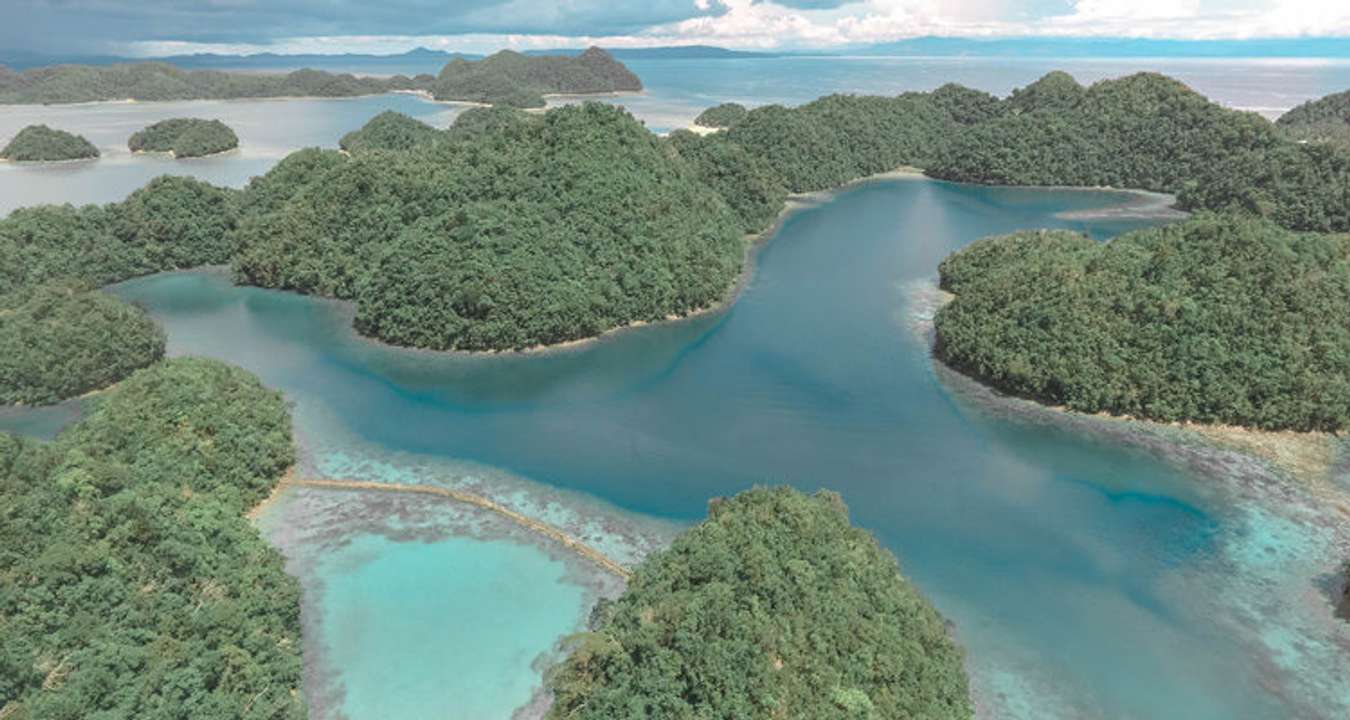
left=108, top=178, right=1350, bottom=719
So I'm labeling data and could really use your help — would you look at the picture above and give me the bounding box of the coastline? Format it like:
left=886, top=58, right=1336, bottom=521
left=0, top=154, right=100, bottom=165
left=349, top=166, right=930, bottom=358
left=131, top=146, right=241, bottom=160
left=917, top=283, right=1343, bottom=487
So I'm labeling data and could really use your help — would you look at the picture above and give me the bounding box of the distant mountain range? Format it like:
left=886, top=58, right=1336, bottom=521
left=0, top=45, right=777, bottom=71
left=4, top=37, right=1348, bottom=72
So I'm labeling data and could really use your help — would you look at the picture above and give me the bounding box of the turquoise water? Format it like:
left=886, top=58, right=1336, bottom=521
left=314, top=534, right=584, bottom=719
left=109, top=178, right=1350, bottom=718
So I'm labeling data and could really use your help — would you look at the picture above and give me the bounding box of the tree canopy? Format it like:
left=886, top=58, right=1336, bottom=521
left=0, top=284, right=165, bottom=406
left=429, top=47, right=642, bottom=108
left=338, top=110, right=441, bottom=153
left=545, top=486, right=973, bottom=720
left=0, top=357, right=303, bottom=720
left=0, top=125, right=99, bottom=162
left=232, top=102, right=745, bottom=351
left=0, top=175, right=237, bottom=403
left=694, top=102, right=749, bottom=129
left=1277, top=89, right=1350, bottom=146
left=934, top=213, right=1350, bottom=431
left=128, top=118, right=239, bottom=158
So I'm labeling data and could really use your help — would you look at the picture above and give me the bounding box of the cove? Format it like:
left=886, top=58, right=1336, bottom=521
left=112, top=178, right=1350, bottom=719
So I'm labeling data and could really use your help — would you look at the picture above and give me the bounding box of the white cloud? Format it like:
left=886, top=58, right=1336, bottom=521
left=124, top=0, right=1350, bottom=56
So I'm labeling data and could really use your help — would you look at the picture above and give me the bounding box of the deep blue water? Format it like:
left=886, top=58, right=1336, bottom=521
left=107, top=179, right=1350, bottom=719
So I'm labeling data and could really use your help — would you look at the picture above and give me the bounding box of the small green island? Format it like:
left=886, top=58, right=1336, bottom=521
left=693, top=101, right=748, bottom=128
left=0, top=47, right=641, bottom=108
left=0, top=357, right=305, bottom=719
left=128, top=118, right=239, bottom=158
left=0, top=124, right=99, bottom=162
left=545, top=487, right=972, bottom=720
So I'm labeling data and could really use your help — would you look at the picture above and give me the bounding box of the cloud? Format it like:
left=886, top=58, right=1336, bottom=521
left=1, top=0, right=726, bottom=52
left=5, top=0, right=1349, bottom=56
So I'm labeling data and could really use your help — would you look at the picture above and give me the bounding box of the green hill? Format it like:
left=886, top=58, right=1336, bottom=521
left=0, top=124, right=99, bottom=162
left=128, top=118, right=239, bottom=158
left=429, top=47, right=642, bottom=108
left=694, top=102, right=748, bottom=128
left=0, top=358, right=304, bottom=719
left=0, top=284, right=165, bottom=405
left=1278, top=89, right=1350, bottom=145
left=232, top=102, right=742, bottom=351
left=338, top=110, right=441, bottom=153
left=934, top=213, right=1350, bottom=432
left=545, top=487, right=973, bottom=720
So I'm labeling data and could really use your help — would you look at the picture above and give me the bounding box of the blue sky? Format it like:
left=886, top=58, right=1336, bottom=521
left=5, top=1, right=1349, bottom=55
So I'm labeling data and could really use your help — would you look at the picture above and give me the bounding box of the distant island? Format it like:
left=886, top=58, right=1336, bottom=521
left=0, top=47, right=641, bottom=108
left=129, top=118, right=239, bottom=158
left=545, top=487, right=972, bottom=719
left=0, top=124, right=98, bottom=161
left=426, top=47, right=641, bottom=108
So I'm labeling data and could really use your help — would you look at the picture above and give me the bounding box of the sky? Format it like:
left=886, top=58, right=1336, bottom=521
left=4, top=0, right=1350, bottom=56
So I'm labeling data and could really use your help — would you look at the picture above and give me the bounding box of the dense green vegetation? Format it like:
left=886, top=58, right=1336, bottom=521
left=0, top=357, right=304, bottom=719
left=934, top=214, right=1350, bottom=431
left=429, top=47, right=641, bottom=108
left=1177, top=140, right=1350, bottom=233
left=0, top=175, right=239, bottom=293
left=0, top=124, right=98, bottom=162
left=0, top=284, right=164, bottom=406
left=0, top=62, right=405, bottom=104
left=929, top=73, right=1274, bottom=193
left=0, top=174, right=237, bottom=403
left=0, top=48, right=640, bottom=107
left=694, top=102, right=748, bottom=128
left=232, top=102, right=743, bottom=351
left=545, top=487, right=972, bottom=720
left=338, top=110, right=441, bottom=153
left=668, top=129, right=788, bottom=234
left=128, top=118, right=239, bottom=158
left=1278, top=90, right=1350, bottom=146
left=915, top=72, right=1350, bottom=233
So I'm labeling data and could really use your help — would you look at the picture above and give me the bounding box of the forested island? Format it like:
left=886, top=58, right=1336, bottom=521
left=129, top=118, right=239, bottom=158
left=0, top=357, right=305, bottom=719
left=0, top=124, right=99, bottom=161
left=428, top=47, right=642, bottom=107
left=0, top=47, right=640, bottom=107
left=0, top=175, right=236, bottom=403
left=545, top=487, right=972, bottom=719
left=933, top=214, right=1350, bottom=432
